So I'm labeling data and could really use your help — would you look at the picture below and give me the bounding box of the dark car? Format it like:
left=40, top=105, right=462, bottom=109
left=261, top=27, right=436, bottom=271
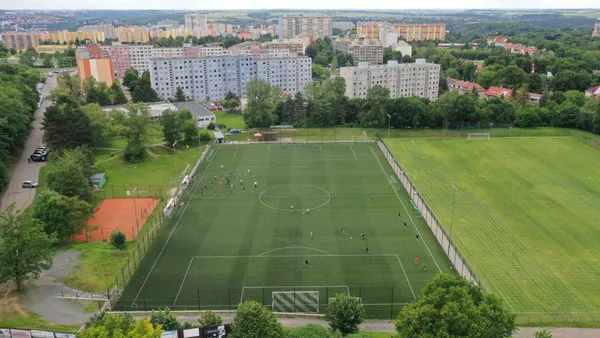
left=30, top=154, right=48, bottom=162
left=230, top=129, right=242, bottom=134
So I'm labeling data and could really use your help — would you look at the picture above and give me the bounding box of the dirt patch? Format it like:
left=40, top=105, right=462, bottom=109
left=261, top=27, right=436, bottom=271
left=0, top=284, right=27, bottom=321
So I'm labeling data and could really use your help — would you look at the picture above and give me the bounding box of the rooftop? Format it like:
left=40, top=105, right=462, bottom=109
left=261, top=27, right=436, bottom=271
left=172, top=101, right=215, bottom=118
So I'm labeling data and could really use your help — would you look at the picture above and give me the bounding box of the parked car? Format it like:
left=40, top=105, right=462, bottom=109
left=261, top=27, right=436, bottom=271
left=22, top=181, right=38, bottom=188
left=230, top=129, right=242, bottom=134
left=30, top=154, right=48, bottom=162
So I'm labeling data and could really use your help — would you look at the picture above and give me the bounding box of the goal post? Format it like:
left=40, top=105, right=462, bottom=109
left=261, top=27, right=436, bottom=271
left=272, top=291, right=319, bottom=313
left=467, top=133, right=491, bottom=141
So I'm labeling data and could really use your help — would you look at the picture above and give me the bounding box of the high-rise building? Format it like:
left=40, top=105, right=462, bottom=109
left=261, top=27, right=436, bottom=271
left=357, top=22, right=446, bottom=41
left=115, top=26, right=150, bottom=44
left=340, top=59, right=440, bottom=100
left=76, top=45, right=114, bottom=87
left=593, top=18, right=600, bottom=38
left=150, top=55, right=312, bottom=102
left=2, top=32, right=39, bottom=51
left=79, top=24, right=116, bottom=39
left=333, top=21, right=355, bottom=32
left=278, top=15, right=333, bottom=39
left=333, top=38, right=384, bottom=65
left=184, top=13, right=208, bottom=37
left=378, top=25, right=398, bottom=48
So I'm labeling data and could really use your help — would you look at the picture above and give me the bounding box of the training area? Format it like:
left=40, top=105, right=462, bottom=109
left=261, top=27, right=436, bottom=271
left=117, top=143, right=452, bottom=316
left=387, top=135, right=600, bottom=318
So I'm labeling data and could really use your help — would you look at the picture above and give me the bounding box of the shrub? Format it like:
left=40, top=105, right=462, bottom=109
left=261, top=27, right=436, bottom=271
left=231, top=301, right=283, bottom=338
left=207, top=122, right=216, bottom=130
left=199, top=130, right=212, bottom=142
left=216, top=123, right=227, bottom=130
left=150, top=307, right=180, bottom=331
left=286, top=324, right=330, bottom=338
left=324, top=293, right=366, bottom=336
left=198, top=310, right=223, bottom=328
left=110, top=230, right=126, bottom=250
left=534, top=329, right=553, bottom=338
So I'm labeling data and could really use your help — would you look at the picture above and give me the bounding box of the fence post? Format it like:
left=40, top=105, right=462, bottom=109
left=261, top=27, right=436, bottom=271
left=262, top=287, right=265, bottom=306
left=112, top=185, right=114, bottom=198
left=122, top=267, right=126, bottom=287
left=128, top=258, right=132, bottom=278
left=133, top=251, right=137, bottom=270
left=197, top=288, right=201, bottom=311
left=144, top=300, right=147, bottom=312
left=228, top=288, right=231, bottom=310
left=390, top=286, right=395, bottom=320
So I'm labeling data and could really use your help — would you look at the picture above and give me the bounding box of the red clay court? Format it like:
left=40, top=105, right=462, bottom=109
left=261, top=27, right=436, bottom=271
left=75, top=198, right=159, bottom=242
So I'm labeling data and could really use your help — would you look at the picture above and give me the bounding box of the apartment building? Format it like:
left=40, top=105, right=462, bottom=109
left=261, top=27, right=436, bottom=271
left=76, top=45, right=114, bottom=86
left=184, top=13, right=208, bottom=37
left=2, top=32, right=39, bottom=51
left=340, top=59, right=440, bottom=100
left=357, top=22, right=446, bottom=41
left=115, top=26, right=150, bottom=44
left=593, top=18, right=600, bottom=38
left=378, top=25, right=398, bottom=48
left=36, top=44, right=72, bottom=54
left=333, top=38, right=384, bottom=65
left=79, top=24, right=116, bottom=39
left=278, top=15, right=333, bottom=39
left=263, top=40, right=306, bottom=55
left=333, top=21, right=355, bottom=31
left=391, top=41, right=412, bottom=57
left=150, top=55, right=312, bottom=102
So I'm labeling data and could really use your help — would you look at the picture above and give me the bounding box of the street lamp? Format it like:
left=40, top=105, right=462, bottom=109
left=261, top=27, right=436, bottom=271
left=387, top=114, right=391, bottom=138
left=448, top=184, right=457, bottom=255
left=132, top=186, right=139, bottom=235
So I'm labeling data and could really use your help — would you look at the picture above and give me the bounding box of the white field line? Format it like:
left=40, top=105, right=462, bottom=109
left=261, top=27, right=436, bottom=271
left=131, top=147, right=219, bottom=305
left=395, top=254, right=416, bottom=299
left=369, top=146, right=442, bottom=273
left=173, top=257, right=195, bottom=307
left=350, top=146, right=358, bottom=160
left=232, top=147, right=239, bottom=161
left=193, top=254, right=399, bottom=258
left=240, top=285, right=350, bottom=305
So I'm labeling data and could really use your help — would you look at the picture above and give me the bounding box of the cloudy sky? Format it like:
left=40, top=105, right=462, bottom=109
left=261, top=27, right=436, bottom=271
left=4, top=0, right=600, bottom=10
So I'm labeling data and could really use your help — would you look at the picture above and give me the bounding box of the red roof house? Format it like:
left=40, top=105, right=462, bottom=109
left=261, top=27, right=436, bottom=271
left=485, top=86, right=513, bottom=99
left=585, top=86, right=600, bottom=99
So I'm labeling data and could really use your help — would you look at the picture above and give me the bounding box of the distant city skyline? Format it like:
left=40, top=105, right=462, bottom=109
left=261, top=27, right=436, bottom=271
left=3, top=0, right=600, bottom=10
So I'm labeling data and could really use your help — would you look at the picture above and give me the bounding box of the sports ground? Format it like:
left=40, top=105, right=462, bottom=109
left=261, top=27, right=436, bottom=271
left=387, top=136, right=600, bottom=318
left=117, top=143, right=453, bottom=316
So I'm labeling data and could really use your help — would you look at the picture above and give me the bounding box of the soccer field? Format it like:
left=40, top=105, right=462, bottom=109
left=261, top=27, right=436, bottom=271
left=116, top=143, right=453, bottom=317
left=386, top=136, right=600, bottom=318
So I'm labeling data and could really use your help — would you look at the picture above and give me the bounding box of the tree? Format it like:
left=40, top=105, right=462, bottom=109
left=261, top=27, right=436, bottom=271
left=515, top=107, right=541, bottom=128
left=150, top=308, right=180, bottom=331
left=513, top=87, right=531, bottom=107
left=42, top=104, right=94, bottom=150
left=121, top=103, right=161, bottom=162
left=551, top=70, right=592, bottom=92
left=476, top=70, right=498, bottom=88
left=0, top=204, right=57, bottom=291
left=324, top=293, right=366, bottom=336
left=527, top=73, right=545, bottom=93
left=287, top=324, right=330, bottom=338
left=19, top=52, right=35, bottom=67
left=222, top=91, right=241, bottom=111
left=42, top=56, right=53, bottom=68
left=564, top=90, right=586, bottom=107
left=312, top=64, right=329, bottom=81
left=182, top=119, right=199, bottom=145
left=160, top=109, right=182, bottom=148
left=447, top=68, right=461, bottom=79
left=243, top=79, right=281, bottom=128
left=127, top=319, right=163, bottom=338
left=198, top=310, right=223, bottom=328
left=231, top=301, right=283, bottom=338
left=330, top=56, right=339, bottom=69
left=395, top=274, right=516, bottom=338
left=46, top=150, right=94, bottom=203
left=33, top=190, right=91, bottom=242
left=111, top=80, right=128, bottom=105
left=132, top=71, right=160, bottom=102
left=358, top=85, right=390, bottom=127
left=111, top=230, right=127, bottom=250
left=83, top=77, right=112, bottom=106
left=84, top=312, right=135, bottom=332
left=123, top=68, right=140, bottom=90
left=305, top=44, right=318, bottom=59
left=498, top=65, right=527, bottom=88
left=174, top=87, right=187, bottom=102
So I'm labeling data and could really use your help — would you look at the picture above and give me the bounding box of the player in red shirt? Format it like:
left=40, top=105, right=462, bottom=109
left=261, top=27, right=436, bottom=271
left=415, top=256, right=419, bottom=264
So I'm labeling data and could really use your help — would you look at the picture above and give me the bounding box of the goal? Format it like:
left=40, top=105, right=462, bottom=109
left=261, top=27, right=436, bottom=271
left=272, top=291, right=319, bottom=313
left=467, top=133, right=491, bottom=141
left=390, top=175, right=401, bottom=191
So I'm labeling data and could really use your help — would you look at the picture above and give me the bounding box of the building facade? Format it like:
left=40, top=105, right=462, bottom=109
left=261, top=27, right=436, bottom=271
left=76, top=46, right=114, bottom=87
left=333, top=38, right=384, bottom=65
left=333, top=21, right=355, bottom=31
left=36, top=45, right=72, bottom=54
left=2, top=32, right=39, bottom=51
left=357, top=22, right=446, bottom=41
left=593, top=18, right=600, bottom=38
left=340, top=59, right=440, bottom=101
left=150, top=55, right=312, bottom=102
left=278, top=15, right=333, bottom=39
left=391, top=41, right=412, bottom=57
left=115, top=26, right=150, bottom=44
left=184, top=13, right=208, bottom=37
left=378, top=25, right=398, bottom=48
left=79, top=24, right=116, bottom=39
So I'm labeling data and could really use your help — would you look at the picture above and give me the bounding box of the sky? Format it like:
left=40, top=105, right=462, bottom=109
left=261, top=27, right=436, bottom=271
left=4, top=0, right=600, bottom=10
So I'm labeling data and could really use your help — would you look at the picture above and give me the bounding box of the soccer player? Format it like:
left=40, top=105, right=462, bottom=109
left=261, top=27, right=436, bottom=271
left=361, top=232, right=365, bottom=240
left=404, top=220, right=407, bottom=230
left=310, top=232, right=313, bottom=240
left=371, top=196, right=374, bottom=202
left=415, top=256, right=419, bottom=264
left=220, top=164, right=223, bottom=169
left=291, top=205, right=294, bottom=212
left=423, top=263, right=428, bottom=272
left=240, top=179, right=243, bottom=186
left=416, top=234, right=420, bottom=241
left=365, top=245, right=371, bottom=254
left=242, top=186, right=246, bottom=192
left=342, top=228, right=346, bottom=235
left=305, top=259, right=308, bottom=267
left=398, top=211, right=401, bottom=218
left=213, top=189, right=217, bottom=196
left=254, top=181, right=258, bottom=189
left=219, top=181, right=223, bottom=188
left=306, top=208, right=310, bottom=214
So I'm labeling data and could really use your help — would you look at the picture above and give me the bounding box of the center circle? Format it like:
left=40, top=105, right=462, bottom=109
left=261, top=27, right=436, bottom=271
left=259, top=184, right=331, bottom=212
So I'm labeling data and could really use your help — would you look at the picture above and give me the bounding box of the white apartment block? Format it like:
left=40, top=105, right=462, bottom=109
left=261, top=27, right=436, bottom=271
left=279, top=15, right=333, bottom=39
left=340, top=59, right=440, bottom=101
left=333, top=21, right=355, bottom=31
left=184, top=13, right=208, bottom=37
left=79, top=24, right=116, bottom=39
left=333, top=38, right=384, bottom=65
left=150, top=55, right=312, bottom=102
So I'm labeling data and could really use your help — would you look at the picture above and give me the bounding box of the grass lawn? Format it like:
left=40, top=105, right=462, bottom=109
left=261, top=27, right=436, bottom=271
left=213, top=110, right=245, bottom=130
left=386, top=136, right=600, bottom=320
left=0, top=309, right=79, bottom=333
left=283, top=327, right=395, bottom=337
left=116, top=143, right=453, bottom=318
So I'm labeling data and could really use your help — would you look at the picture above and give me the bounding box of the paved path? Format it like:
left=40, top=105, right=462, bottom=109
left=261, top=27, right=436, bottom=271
left=0, top=74, right=57, bottom=212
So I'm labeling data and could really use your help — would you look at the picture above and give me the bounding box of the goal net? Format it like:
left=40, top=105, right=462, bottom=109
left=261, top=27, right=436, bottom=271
left=272, top=291, right=319, bottom=313
left=467, top=133, right=491, bottom=141
left=390, top=175, right=401, bottom=191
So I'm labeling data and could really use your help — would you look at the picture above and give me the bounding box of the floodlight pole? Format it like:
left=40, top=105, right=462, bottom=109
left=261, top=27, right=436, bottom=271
left=387, top=114, right=391, bottom=138
left=172, top=140, right=177, bottom=170
left=132, top=186, right=139, bottom=235
left=448, top=184, right=457, bottom=255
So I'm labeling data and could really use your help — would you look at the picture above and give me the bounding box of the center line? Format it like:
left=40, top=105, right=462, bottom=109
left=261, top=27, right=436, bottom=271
left=350, top=146, right=358, bottom=160
left=232, top=147, right=239, bottom=161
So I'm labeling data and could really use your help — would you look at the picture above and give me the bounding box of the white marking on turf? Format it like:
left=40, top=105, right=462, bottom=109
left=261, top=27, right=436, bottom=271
left=232, top=147, right=239, bottom=161
left=131, top=147, right=219, bottom=306
left=395, top=255, right=416, bottom=299
left=369, top=145, right=443, bottom=273
left=173, top=257, right=195, bottom=307
left=258, top=247, right=333, bottom=257
left=350, top=146, right=358, bottom=160
left=240, top=285, right=350, bottom=305
left=258, top=184, right=331, bottom=212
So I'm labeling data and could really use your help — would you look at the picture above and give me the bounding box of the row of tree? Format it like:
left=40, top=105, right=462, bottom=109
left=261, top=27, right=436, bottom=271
left=243, top=77, right=600, bottom=135
left=122, top=68, right=160, bottom=103
left=0, top=63, right=41, bottom=190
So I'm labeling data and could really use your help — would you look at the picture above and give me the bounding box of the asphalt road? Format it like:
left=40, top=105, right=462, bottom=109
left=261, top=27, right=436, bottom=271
left=0, top=73, right=57, bottom=213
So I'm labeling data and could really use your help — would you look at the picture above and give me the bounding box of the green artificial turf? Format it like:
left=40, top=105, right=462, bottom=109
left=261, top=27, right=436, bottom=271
left=386, top=136, right=600, bottom=319
left=116, top=143, right=453, bottom=318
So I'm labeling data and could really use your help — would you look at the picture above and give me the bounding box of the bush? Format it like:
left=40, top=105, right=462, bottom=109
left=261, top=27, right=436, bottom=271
left=286, top=324, right=330, bottom=338
left=198, top=310, right=223, bottom=328
left=199, top=130, right=212, bottom=142
left=216, top=123, right=227, bottom=130
left=110, top=230, right=126, bottom=250
left=207, top=122, right=216, bottom=130
left=150, top=307, right=180, bottom=331
left=534, top=329, right=553, bottom=338
left=231, top=301, right=283, bottom=338
left=324, top=293, right=366, bottom=336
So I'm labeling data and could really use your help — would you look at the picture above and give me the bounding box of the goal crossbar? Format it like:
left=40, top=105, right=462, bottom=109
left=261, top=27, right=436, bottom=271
left=467, top=133, right=491, bottom=141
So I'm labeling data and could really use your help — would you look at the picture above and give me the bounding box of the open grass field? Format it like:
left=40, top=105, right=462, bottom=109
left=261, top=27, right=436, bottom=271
left=116, top=143, right=453, bottom=317
left=386, top=136, right=600, bottom=319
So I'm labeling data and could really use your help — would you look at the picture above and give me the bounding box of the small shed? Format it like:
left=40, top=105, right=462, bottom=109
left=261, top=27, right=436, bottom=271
left=90, top=173, right=107, bottom=189
left=213, top=131, right=225, bottom=143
